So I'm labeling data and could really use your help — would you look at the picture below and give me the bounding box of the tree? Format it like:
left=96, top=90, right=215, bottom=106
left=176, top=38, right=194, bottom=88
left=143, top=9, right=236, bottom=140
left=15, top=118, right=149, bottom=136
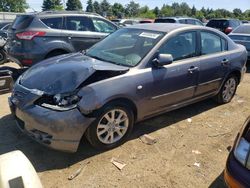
left=66, top=0, right=82, bottom=11
left=112, top=3, right=124, bottom=18
left=125, top=1, right=140, bottom=17
left=100, top=0, right=111, bottom=16
left=86, top=0, right=94, bottom=12
left=233, top=8, right=242, bottom=18
left=0, top=0, right=28, bottom=12
left=153, top=6, right=160, bottom=17
left=93, top=1, right=101, bottom=14
left=42, top=0, right=63, bottom=11
left=191, top=5, right=196, bottom=16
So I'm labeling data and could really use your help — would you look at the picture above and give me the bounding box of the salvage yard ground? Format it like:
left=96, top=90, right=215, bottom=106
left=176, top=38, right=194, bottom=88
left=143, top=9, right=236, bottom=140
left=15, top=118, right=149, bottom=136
left=1, top=63, right=250, bottom=188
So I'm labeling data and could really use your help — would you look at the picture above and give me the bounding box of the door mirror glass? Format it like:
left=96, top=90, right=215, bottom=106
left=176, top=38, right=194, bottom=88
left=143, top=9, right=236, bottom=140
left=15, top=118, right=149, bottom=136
left=153, top=54, right=173, bottom=67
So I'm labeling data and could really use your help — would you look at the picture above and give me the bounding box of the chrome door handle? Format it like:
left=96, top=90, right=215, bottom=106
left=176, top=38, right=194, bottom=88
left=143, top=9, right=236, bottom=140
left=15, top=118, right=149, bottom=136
left=221, top=59, right=229, bottom=66
left=188, top=66, right=199, bottom=74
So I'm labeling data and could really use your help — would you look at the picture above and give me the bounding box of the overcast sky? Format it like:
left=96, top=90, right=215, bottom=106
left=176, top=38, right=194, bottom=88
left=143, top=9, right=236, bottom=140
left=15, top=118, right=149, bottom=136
left=26, top=0, right=250, bottom=12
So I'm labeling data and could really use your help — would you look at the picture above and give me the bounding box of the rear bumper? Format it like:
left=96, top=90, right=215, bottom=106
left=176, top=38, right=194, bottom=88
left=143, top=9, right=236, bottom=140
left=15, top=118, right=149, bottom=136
left=9, top=97, right=95, bottom=152
left=224, top=152, right=250, bottom=188
left=8, top=50, right=44, bottom=66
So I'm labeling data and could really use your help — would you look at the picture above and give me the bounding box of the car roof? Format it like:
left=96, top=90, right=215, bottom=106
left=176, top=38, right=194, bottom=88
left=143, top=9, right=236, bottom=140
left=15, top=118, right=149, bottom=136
left=156, top=17, right=199, bottom=20
left=127, top=23, right=201, bottom=33
left=19, top=11, right=101, bottom=18
left=209, top=18, right=239, bottom=21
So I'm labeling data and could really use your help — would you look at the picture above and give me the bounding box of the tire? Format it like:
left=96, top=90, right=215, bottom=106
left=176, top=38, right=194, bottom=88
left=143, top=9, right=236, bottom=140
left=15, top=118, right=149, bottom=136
left=214, top=75, right=238, bottom=104
left=46, top=50, right=66, bottom=59
left=85, top=102, right=134, bottom=150
left=0, top=50, right=6, bottom=65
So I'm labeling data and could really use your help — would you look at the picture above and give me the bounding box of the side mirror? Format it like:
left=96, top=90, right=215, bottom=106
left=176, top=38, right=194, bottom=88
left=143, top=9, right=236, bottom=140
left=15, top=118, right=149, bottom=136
left=153, top=54, right=173, bottom=67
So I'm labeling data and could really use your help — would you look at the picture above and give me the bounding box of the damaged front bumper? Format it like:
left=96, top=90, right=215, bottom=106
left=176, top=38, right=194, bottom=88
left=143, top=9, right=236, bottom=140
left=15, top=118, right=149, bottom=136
left=9, top=84, right=95, bottom=152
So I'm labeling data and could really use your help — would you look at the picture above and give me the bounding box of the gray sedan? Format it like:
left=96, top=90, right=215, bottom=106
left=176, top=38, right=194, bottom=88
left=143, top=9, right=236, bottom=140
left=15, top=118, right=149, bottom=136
left=9, top=24, right=247, bottom=152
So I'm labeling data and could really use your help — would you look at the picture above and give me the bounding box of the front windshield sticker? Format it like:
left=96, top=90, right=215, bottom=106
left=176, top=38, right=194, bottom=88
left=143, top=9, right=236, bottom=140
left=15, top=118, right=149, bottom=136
left=139, top=32, right=160, bottom=39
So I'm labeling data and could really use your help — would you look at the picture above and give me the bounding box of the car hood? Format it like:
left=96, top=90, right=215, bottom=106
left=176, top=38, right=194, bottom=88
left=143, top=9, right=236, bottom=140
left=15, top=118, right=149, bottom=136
left=20, top=53, right=129, bottom=95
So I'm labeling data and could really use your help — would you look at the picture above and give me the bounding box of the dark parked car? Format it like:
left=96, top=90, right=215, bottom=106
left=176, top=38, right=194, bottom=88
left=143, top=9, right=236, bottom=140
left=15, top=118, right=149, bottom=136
left=224, top=116, right=250, bottom=187
left=7, top=11, right=118, bottom=66
left=154, top=17, right=204, bottom=26
left=206, top=19, right=241, bottom=34
left=8, top=24, right=247, bottom=152
left=229, top=24, right=250, bottom=60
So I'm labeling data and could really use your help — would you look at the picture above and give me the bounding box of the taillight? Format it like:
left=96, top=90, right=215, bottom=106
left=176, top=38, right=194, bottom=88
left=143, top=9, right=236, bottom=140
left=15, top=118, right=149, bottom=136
left=22, top=59, right=33, bottom=65
left=225, top=27, right=233, bottom=34
left=16, top=31, right=46, bottom=40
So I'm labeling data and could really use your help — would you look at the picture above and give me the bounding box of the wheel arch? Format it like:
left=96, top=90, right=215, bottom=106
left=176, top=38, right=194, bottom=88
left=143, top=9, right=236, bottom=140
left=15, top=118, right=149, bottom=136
left=45, top=48, right=70, bottom=59
left=101, top=97, right=138, bottom=122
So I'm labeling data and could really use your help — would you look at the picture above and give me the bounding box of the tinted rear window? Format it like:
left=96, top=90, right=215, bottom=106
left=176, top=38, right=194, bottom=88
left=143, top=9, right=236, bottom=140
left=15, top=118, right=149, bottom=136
left=232, top=25, right=250, bottom=34
left=155, top=18, right=176, bottom=23
left=12, top=15, right=34, bottom=30
left=41, top=17, right=63, bottom=29
left=207, top=20, right=229, bottom=28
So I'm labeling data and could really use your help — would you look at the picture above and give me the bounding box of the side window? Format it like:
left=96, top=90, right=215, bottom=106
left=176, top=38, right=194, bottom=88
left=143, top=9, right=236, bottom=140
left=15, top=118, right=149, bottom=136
left=179, top=19, right=186, bottom=24
left=92, top=18, right=117, bottom=33
left=159, top=32, right=197, bottom=61
left=41, top=17, right=63, bottom=29
left=65, top=16, right=94, bottom=31
left=187, top=19, right=195, bottom=25
left=201, top=32, right=227, bottom=55
left=195, top=20, right=203, bottom=26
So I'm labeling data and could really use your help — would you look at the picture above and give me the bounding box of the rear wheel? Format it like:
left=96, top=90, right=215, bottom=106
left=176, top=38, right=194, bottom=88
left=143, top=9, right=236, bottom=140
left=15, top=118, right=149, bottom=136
left=215, top=75, right=238, bottom=104
left=86, top=103, right=134, bottom=150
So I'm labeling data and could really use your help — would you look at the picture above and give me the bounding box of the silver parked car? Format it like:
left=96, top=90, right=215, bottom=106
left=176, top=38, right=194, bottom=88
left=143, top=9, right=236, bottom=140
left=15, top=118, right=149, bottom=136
left=9, top=24, right=247, bottom=152
left=229, top=24, right=250, bottom=60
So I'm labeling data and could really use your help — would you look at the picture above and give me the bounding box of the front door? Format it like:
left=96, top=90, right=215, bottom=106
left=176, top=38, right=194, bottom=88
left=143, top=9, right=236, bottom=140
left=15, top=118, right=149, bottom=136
left=139, top=31, right=200, bottom=117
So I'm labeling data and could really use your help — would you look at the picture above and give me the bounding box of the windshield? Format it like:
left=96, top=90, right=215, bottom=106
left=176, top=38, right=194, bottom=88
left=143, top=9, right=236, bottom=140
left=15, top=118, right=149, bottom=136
left=86, top=28, right=164, bottom=67
left=232, top=25, right=250, bottom=34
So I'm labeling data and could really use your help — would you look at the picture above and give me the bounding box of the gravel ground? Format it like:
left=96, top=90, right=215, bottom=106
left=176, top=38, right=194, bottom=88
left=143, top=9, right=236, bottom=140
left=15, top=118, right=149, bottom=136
left=0, top=63, right=250, bottom=188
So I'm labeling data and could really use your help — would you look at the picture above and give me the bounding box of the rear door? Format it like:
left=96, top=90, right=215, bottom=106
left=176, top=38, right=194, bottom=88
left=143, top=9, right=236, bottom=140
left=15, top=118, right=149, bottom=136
left=62, top=16, right=110, bottom=52
left=195, top=31, right=229, bottom=96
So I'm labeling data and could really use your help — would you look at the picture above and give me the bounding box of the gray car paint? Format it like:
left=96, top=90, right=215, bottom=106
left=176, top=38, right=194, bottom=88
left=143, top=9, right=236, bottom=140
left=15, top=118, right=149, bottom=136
left=7, top=12, right=118, bottom=66
left=9, top=24, right=247, bottom=152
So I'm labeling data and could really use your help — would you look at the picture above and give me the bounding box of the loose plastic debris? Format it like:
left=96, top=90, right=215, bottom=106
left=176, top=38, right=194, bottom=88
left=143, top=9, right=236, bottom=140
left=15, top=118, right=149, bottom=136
left=192, top=150, right=201, bottom=155
left=139, top=134, right=157, bottom=145
left=111, top=158, right=127, bottom=170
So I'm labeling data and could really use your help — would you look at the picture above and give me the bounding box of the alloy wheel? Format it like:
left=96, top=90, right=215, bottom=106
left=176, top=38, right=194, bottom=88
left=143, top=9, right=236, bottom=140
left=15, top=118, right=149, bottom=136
left=222, top=77, right=236, bottom=102
left=96, top=109, right=129, bottom=144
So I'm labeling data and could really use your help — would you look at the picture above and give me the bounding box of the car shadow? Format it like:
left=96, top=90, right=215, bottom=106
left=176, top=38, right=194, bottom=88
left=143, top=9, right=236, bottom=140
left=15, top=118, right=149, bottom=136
left=246, top=60, right=250, bottom=73
left=209, top=172, right=227, bottom=188
left=0, top=99, right=218, bottom=172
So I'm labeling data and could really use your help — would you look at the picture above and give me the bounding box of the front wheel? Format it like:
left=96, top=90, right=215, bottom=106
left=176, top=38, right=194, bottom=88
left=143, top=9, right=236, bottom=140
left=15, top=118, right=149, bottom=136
left=85, top=103, right=134, bottom=150
left=215, top=75, right=238, bottom=104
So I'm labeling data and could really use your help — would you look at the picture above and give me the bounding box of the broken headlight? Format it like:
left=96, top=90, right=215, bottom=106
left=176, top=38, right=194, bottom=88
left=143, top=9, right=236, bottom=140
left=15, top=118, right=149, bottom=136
left=36, top=93, right=81, bottom=111
left=234, top=118, right=250, bottom=169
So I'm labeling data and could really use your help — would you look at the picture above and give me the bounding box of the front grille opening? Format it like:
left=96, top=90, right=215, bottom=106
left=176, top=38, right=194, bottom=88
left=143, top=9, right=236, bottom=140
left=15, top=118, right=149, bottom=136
left=30, top=129, right=52, bottom=145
